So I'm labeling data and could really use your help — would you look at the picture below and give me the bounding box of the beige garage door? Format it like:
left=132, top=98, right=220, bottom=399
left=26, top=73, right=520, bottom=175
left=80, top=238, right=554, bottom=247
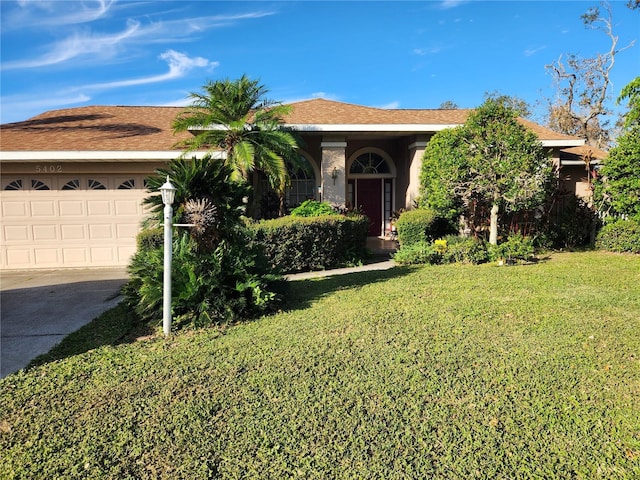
left=1, top=175, right=150, bottom=270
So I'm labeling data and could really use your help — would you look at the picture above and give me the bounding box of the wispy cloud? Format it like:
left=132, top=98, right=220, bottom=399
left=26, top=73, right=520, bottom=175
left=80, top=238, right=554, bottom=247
left=413, top=46, right=443, bottom=56
left=5, top=0, right=115, bottom=30
left=377, top=101, right=401, bottom=109
left=1, top=9, right=275, bottom=71
left=524, top=45, right=547, bottom=57
left=437, top=0, right=469, bottom=10
left=2, top=19, right=141, bottom=70
left=76, top=50, right=217, bottom=91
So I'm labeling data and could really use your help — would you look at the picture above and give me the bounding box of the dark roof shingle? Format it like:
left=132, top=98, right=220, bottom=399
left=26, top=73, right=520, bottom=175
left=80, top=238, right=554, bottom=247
left=0, top=99, right=582, bottom=152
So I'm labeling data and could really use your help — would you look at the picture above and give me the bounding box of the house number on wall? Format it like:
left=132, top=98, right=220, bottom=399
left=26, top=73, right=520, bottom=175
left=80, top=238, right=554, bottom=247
left=35, top=165, right=63, bottom=173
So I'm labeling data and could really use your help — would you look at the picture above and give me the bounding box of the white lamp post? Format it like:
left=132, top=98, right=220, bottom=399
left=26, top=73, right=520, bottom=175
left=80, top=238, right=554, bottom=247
left=159, top=176, right=176, bottom=337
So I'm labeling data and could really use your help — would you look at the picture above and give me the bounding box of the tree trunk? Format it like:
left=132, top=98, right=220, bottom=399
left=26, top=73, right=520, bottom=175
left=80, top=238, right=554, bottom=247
left=489, top=203, right=499, bottom=245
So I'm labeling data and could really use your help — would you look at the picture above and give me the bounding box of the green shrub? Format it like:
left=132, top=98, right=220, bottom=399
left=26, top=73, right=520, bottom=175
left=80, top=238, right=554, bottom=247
left=392, top=241, right=441, bottom=265
left=595, top=218, right=640, bottom=253
left=395, top=208, right=452, bottom=247
left=249, top=215, right=369, bottom=273
left=393, top=235, right=490, bottom=266
left=548, top=194, right=597, bottom=248
left=124, top=230, right=282, bottom=329
left=489, top=233, right=535, bottom=263
left=135, top=226, right=163, bottom=251
left=441, top=235, right=490, bottom=264
left=290, top=200, right=337, bottom=217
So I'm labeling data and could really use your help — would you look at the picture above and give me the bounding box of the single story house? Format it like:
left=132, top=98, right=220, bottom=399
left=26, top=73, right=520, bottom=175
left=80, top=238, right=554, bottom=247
left=1, top=98, right=588, bottom=270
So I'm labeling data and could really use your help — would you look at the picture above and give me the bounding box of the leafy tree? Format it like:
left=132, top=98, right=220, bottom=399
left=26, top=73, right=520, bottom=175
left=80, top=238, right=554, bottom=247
left=464, top=101, right=553, bottom=244
left=545, top=2, right=635, bottom=148
left=419, top=126, right=469, bottom=223
left=618, top=76, right=640, bottom=129
left=420, top=100, right=553, bottom=244
left=172, top=75, right=300, bottom=205
left=596, top=126, right=640, bottom=219
left=439, top=100, right=459, bottom=109
left=594, top=76, right=640, bottom=220
left=484, top=91, right=531, bottom=118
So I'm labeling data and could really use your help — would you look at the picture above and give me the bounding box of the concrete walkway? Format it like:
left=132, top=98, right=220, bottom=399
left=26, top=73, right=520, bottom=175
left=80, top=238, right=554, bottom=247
left=285, top=259, right=396, bottom=280
left=1, top=268, right=129, bottom=378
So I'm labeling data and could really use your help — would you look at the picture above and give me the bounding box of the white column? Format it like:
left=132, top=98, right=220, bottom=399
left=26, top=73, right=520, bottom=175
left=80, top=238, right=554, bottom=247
left=406, top=139, right=428, bottom=208
left=320, top=139, right=347, bottom=206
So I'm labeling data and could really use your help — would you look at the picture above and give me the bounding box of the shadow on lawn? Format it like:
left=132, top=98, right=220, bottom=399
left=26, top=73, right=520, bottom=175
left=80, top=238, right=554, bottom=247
left=25, top=301, right=150, bottom=372
left=280, top=263, right=413, bottom=312
left=23, top=261, right=412, bottom=372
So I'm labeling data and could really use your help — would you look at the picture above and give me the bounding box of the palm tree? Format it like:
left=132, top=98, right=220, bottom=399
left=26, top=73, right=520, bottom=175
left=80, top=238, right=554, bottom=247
left=172, top=76, right=299, bottom=200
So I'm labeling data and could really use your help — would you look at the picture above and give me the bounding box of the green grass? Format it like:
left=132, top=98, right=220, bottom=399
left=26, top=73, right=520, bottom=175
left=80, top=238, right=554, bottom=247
left=1, top=251, right=639, bottom=479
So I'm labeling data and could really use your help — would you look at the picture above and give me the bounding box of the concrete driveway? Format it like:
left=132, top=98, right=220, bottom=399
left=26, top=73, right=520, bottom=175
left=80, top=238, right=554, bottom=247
left=1, top=268, right=129, bottom=378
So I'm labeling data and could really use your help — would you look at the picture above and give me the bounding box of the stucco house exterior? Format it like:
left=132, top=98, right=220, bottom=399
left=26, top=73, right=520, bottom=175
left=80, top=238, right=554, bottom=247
left=1, top=98, right=588, bottom=270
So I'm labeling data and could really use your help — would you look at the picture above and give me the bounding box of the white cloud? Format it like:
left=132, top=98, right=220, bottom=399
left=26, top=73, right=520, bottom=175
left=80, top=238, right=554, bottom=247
left=159, top=97, right=191, bottom=108
left=524, top=45, right=547, bottom=57
left=377, top=101, right=401, bottom=109
left=77, top=50, right=218, bottom=91
left=438, top=0, right=468, bottom=10
left=1, top=20, right=141, bottom=70
left=5, top=0, right=114, bottom=29
left=1, top=10, right=274, bottom=71
left=413, top=46, right=443, bottom=56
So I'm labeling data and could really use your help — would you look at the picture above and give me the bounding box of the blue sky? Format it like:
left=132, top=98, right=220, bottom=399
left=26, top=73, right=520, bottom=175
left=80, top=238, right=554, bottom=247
left=1, top=0, right=638, bottom=124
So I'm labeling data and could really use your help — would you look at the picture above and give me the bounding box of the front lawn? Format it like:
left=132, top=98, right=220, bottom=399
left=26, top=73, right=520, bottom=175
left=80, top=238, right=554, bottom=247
left=1, top=252, right=639, bottom=479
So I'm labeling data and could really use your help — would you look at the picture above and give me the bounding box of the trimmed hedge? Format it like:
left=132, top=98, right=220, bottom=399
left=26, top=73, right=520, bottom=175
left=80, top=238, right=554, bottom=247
left=595, top=218, right=640, bottom=253
left=395, top=208, right=452, bottom=247
left=249, top=215, right=369, bottom=273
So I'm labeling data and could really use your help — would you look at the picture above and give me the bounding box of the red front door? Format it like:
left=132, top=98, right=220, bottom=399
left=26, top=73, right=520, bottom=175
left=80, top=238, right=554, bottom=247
left=356, top=179, right=382, bottom=236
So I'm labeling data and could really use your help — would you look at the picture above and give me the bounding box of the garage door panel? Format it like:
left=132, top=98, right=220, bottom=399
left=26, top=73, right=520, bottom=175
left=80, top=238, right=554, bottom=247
left=87, top=200, right=111, bottom=216
left=116, top=223, right=139, bottom=238
left=34, top=248, right=59, bottom=264
left=6, top=249, right=31, bottom=266
left=5, top=225, right=30, bottom=241
left=31, top=201, right=56, bottom=216
left=115, top=199, right=141, bottom=215
left=63, top=248, right=87, bottom=264
left=91, top=247, right=114, bottom=263
left=33, top=225, right=58, bottom=241
left=60, top=200, right=84, bottom=216
left=3, top=201, right=27, bottom=217
left=89, top=224, right=113, bottom=239
left=61, top=224, right=86, bottom=240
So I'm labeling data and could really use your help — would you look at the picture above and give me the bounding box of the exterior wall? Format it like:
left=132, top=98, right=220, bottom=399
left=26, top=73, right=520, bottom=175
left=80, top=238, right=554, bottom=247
left=559, top=165, right=593, bottom=200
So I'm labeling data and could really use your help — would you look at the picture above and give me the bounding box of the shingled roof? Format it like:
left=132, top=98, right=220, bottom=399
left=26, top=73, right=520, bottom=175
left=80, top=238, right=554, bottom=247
left=0, top=98, right=582, bottom=153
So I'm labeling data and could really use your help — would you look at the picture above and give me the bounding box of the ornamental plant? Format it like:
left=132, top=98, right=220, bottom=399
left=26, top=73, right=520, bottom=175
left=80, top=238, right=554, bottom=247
left=125, top=157, right=283, bottom=330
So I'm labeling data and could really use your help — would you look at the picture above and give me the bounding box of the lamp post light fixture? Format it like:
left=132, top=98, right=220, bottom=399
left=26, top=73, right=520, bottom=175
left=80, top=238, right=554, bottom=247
left=159, top=176, right=176, bottom=337
left=331, top=167, right=339, bottom=185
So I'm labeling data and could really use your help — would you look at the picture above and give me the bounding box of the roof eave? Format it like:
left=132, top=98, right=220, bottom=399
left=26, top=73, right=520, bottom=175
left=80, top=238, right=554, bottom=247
left=283, top=123, right=461, bottom=132
left=541, top=139, right=585, bottom=147
left=0, top=151, right=219, bottom=161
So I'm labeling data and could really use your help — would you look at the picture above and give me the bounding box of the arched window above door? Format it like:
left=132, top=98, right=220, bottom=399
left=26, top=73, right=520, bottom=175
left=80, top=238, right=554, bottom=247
left=349, top=152, right=391, bottom=175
